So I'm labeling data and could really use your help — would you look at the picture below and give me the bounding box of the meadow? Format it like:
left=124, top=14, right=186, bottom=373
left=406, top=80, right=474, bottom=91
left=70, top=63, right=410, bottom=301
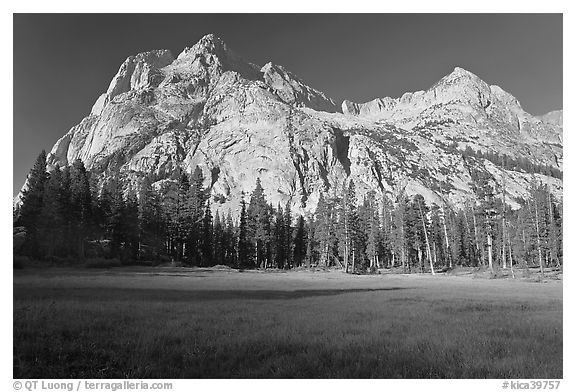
left=13, top=266, right=562, bottom=378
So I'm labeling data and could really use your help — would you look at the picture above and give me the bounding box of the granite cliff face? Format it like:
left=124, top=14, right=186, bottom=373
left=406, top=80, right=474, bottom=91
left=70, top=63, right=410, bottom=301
left=38, top=34, right=562, bottom=215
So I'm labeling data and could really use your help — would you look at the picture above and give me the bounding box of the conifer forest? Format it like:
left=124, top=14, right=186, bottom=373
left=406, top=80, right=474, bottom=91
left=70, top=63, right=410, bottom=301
left=14, top=150, right=563, bottom=276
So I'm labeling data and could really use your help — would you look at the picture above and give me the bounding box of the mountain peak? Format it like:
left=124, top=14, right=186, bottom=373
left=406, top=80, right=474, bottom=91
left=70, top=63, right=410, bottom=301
left=171, top=33, right=260, bottom=81
left=196, top=33, right=228, bottom=50
left=177, top=33, right=231, bottom=60
left=438, top=66, right=483, bottom=86
left=451, top=66, right=476, bottom=76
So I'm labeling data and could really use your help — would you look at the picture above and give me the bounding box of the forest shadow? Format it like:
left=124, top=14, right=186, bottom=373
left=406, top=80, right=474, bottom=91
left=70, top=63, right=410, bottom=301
left=14, top=286, right=412, bottom=302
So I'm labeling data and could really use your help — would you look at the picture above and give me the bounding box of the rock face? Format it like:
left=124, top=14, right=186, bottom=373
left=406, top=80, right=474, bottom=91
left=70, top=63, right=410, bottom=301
left=538, top=110, right=563, bottom=127
left=37, top=34, right=562, bottom=215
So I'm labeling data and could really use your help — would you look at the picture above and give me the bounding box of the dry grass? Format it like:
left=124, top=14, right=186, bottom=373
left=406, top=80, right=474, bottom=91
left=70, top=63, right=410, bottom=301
left=13, top=267, right=562, bottom=378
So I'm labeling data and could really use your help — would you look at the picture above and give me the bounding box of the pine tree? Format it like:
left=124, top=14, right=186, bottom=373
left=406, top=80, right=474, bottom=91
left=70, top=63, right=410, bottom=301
left=59, top=166, right=73, bottom=256
left=201, top=198, right=213, bottom=266
left=380, top=197, right=394, bottom=268
left=315, top=193, right=337, bottom=267
left=213, top=210, right=225, bottom=265
left=138, top=176, right=164, bottom=259
left=273, top=204, right=286, bottom=269
left=474, top=171, right=498, bottom=273
left=293, top=215, right=306, bottom=268
left=392, top=192, right=408, bottom=272
left=108, top=181, right=126, bottom=258
left=527, top=180, right=549, bottom=276
left=247, top=178, right=271, bottom=268
left=415, top=195, right=434, bottom=275
left=511, top=200, right=532, bottom=273
left=284, top=201, right=293, bottom=269
left=38, top=167, right=63, bottom=258
left=363, top=192, right=380, bottom=272
left=123, top=192, right=140, bottom=262
left=237, top=196, right=250, bottom=268
left=69, top=159, right=92, bottom=259
left=16, top=150, right=48, bottom=256
left=224, top=209, right=236, bottom=266
left=338, top=180, right=361, bottom=273
left=162, top=172, right=191, bottom=262
left=305, top=218, right=316, bottom=267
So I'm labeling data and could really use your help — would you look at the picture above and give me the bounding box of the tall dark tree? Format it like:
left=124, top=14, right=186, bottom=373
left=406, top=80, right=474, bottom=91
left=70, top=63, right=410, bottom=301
left=237, top=196, right=250, bottom=268
left=363, top=192, right=380, bottom=272
left=247, top=178, right=271, bottom=268
left=38, top=167, right=63, bottom=258
left=392, top=192, right=408, bottom=272
left=108, top=180, right=126, bottom=258
left=273, top=203, right=286, bottom=269
left=138, top=176, right=164, bottom=259
left=338, top=180, right=361, bottom=273
left=213, top=210, right=225, bottom=265
left=315, top=193, right=337, bottom=267
left=16, top=150, right=48, bottom=256
left=69, top=159, right=92, bottom=259
left=162, top=172, right=190, bottom=262
left=293, top=215, right=306, bottom=268
left=201, top=198, right=213, bottom=266
left=224, top=209, right=236, bottom=266
left=380, top=197, right=394, bottom=268
left=123, top=192, right=140, bottom=262
left=283, top=201, right=293, bottom=269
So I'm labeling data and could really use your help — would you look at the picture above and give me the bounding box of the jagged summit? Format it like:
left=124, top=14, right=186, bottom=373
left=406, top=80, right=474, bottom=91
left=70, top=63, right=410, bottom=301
left=90, top=49, right=175, bottom=116
left=341, top=66, right=529, bottom=130
left=261, top=62, right=340, bottom=113
left=432, top=66, right=488, bottom=90
left=448, top=66, right=479, bottom=78
left=25, top=35, right=561, bottom=217
left=177, top=33, right=232, bottom=60
left=169, top=33, right=261, bottom=82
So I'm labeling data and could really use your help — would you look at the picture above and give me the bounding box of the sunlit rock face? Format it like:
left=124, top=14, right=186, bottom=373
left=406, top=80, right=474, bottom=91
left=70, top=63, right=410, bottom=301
left=37, top=34, right=561, bottom=216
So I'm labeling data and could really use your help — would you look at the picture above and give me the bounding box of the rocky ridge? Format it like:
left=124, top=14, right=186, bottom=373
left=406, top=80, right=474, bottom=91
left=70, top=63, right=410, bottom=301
left=21, top=34, right=562, bottom=215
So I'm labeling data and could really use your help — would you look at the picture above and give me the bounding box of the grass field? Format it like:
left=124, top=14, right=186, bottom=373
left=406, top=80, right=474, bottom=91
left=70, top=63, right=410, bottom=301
left=13, top=266, right=562, bottom=378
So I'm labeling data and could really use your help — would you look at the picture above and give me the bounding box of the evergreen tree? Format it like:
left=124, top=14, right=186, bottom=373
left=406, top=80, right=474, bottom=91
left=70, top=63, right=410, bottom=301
left=59, top=166, right=73, bottom=256
left=305, top=218, right=316, bottom=267
left=392, top=192, right=408, bottom=272
left=405, top=195, right=426, bottom=273
left=162, top=172, right=190, bottom=262
left=338, top=180, right=361, bottom=273
left=38, top=167, right=63, bottom=258
left=474, top=170, right=498, bottom=272
left=247, top=178, right=271, bottom=268
left=315, top=193, right=337, bottom=267
left=69, top=159, right=92, bottom=259
left=224, top=209, right=236, bottom=266
left=284, top=201, right=293, bottom=269
left=201, top=198, right=213, bottom=266
left=273, top=204, right=286, bottom=269
left=138, top=176, right=164, bottom=259
left=17, top=150, right=48, bottom=256
left=123, top=192, right=140, bottom=262
left=237, top=196, right=250, bottom=268
left=363, top=192, right=380, bottom=272
left=293, top=215, right=306, bottom=268
left=213, top=210, right=225, bottom=265
left=380, top=197, right=394, bottom=268
left=108, top=181, right=126, bottom=258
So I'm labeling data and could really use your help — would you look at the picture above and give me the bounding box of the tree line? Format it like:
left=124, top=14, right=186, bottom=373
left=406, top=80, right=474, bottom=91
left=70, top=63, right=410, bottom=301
left=459, top=145, right=562, bottom=180
left=14, top=151, right=562, bottom=275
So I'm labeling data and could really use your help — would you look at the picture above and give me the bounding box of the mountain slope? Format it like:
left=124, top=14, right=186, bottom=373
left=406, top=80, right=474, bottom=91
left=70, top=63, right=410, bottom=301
left=34, top=34, right=561, bottom=215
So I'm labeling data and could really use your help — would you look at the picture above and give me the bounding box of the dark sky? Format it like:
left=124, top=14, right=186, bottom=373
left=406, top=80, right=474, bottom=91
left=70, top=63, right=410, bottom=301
left=13, top=14, right=562, bottom=196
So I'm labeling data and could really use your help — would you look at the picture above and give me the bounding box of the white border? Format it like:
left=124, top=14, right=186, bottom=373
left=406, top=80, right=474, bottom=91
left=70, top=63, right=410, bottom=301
left=3, top=3, right=572, bottom=391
